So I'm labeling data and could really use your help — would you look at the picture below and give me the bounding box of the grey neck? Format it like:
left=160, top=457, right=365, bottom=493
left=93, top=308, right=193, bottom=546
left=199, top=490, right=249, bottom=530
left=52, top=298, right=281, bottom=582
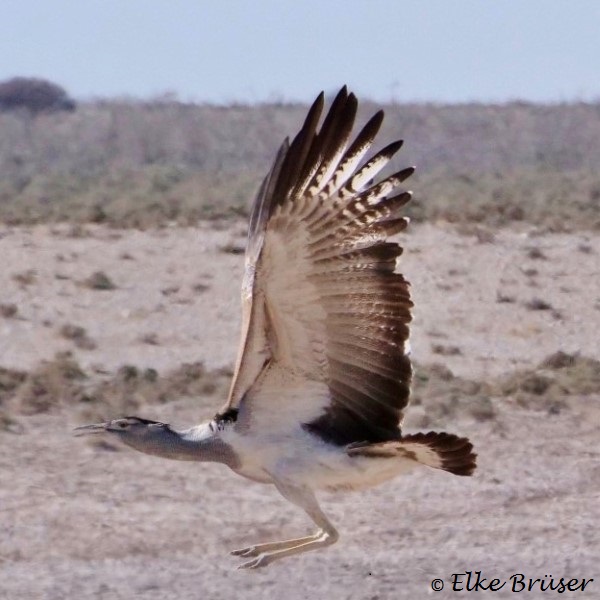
left=126, top=422, right=239, bottom=469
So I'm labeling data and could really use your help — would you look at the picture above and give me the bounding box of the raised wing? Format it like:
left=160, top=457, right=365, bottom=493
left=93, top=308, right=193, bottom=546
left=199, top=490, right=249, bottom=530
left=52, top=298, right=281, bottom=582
left=220, top=87, right=414, bottom=445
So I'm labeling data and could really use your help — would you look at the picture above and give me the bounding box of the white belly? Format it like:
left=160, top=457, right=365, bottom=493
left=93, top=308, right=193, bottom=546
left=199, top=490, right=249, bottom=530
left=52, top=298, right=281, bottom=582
left=223, top=427, right=419, bottom=492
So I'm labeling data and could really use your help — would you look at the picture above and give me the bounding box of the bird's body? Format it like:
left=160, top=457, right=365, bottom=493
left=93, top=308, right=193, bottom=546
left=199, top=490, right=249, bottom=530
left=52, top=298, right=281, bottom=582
left=76, top=87, right=476, bottom=569
left=224, top=418, right=416, bottom=492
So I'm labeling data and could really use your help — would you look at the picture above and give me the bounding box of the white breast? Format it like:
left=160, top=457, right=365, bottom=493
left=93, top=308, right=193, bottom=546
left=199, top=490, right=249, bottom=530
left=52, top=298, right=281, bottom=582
left=223, top=426, right=418, bottom=492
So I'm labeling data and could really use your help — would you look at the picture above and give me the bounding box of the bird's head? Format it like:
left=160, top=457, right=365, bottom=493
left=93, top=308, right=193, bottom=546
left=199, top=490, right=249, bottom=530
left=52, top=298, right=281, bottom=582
left=74, top=416, right=174, bottom=454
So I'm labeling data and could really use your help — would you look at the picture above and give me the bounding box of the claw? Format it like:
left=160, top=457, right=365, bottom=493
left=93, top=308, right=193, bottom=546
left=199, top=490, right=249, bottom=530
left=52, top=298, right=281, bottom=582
left=230, top=546, right=258, bottom=557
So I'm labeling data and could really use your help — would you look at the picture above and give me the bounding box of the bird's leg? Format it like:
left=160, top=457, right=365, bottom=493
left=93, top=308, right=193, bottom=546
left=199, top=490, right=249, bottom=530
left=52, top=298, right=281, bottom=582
left=235, top=480, right=339, bottom=569
left=231, top=481, right=328, bottom=560
left=231, top=533, right=324, bottom=557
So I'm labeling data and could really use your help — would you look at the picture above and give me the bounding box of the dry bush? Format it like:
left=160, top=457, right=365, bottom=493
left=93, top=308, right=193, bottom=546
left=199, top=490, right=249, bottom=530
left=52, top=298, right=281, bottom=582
left=12, top=269, right=36, bottom=286
left=2, top=353, right=87, bottom=415
left=541, top=350, right=576, bottom=369
left=0, top=367, right=27, bottom=429
left=411, top=351, right=600, bottom=425
left=0, top=99, right=599, bottom=229
left=0, top=365, right=27, bottom=396
left=191, top=282, right=210, bottom=293
left=0, top=77, right=75, bottom=113
left=219, top=241, right=245, bottom=255
left=411, top=362, right=494, bottom=426
left=58, top=323, right=97, bottom=350
left=496, top=292, right=516, bottom=304
left=525, top=298, right=553, bottom=311
left=76, top=361, right=233, bottom=421
left=160, top=285, right=180, bottom=296
left=0, top=410, right=22, bottom=433
left=525, top=247, right=548, bottom=260
left=410, top=168, right=600, bottom=232
left=65, top=224, right=91, bottom=238
left=1, top=354, right=232, bottom=422
left=83, top=271, right=116, bottom=290
left=431, top=344, right=462, bottom=356
left=491, top=352, right=600, bottom=413
left=1, top=351, right=598, bottom=431
left=0, top=303, right=18, bottom=318
left=454, top=225, right=496, bottom=244
left=138, top=332, right=160, bottom=345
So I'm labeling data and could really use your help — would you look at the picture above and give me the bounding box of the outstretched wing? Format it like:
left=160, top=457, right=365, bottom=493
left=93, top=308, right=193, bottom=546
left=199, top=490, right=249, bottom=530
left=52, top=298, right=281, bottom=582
left=220, top=87, right=414, bottom=445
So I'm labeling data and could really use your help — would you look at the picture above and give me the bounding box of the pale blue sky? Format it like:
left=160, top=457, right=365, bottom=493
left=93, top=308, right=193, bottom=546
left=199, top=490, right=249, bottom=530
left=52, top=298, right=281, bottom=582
left=2, top=0, right=599, bottom=104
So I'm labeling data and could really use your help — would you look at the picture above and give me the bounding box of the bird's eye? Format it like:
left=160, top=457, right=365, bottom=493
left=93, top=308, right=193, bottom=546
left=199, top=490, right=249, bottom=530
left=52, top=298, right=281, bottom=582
left=119, top=422, right=129, bottom=429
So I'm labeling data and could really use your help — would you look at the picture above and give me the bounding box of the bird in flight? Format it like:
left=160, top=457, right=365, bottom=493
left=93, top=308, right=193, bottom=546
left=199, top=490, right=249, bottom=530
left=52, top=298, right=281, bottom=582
left=75, top=87, right=476, bottom=569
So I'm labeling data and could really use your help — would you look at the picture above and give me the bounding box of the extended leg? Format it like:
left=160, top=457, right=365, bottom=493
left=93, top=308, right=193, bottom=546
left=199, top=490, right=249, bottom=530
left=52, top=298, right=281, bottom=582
left=234, top=480, right=339, bottom=569
left=231, top=533, right=323, bottom=557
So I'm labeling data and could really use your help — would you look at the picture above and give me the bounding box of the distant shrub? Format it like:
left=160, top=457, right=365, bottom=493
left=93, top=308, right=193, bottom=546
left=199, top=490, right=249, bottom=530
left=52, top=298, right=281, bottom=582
left=58, top=323, right=97, bottom=350
left=0, top=303, right=18, bottom=318
left=0, top=77, right=76, bottom=113
left=84, top=271, right=117, bottom=290
left=0, top=98, right=599, bottom=229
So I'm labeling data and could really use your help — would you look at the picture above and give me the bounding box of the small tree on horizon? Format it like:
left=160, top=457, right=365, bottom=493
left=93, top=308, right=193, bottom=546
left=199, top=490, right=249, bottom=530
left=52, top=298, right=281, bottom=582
left=0, top=77, right=76, bottom=114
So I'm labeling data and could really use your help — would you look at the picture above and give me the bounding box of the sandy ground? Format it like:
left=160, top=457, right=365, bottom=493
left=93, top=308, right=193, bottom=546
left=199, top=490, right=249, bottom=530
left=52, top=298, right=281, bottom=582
left=1, top=222, right=599, bottom=599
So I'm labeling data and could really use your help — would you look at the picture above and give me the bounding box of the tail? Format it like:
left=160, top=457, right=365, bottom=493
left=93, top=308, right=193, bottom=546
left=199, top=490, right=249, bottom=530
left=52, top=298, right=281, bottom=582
left=347, top=431, right=477, bottom=476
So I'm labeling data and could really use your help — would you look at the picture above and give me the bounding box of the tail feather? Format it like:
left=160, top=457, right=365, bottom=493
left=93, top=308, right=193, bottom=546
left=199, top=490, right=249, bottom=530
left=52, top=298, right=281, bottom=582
left=347, top=431, right=477, bottom=476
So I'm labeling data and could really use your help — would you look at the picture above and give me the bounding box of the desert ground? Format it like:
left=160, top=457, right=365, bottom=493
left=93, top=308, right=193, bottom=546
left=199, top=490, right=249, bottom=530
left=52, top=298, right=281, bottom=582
left=1, top=221, right=599, bottom=599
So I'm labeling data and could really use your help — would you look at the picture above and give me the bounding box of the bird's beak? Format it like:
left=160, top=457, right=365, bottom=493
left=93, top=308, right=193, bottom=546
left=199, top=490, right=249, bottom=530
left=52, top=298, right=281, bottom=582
left=73, top=422, right=110, bottom=436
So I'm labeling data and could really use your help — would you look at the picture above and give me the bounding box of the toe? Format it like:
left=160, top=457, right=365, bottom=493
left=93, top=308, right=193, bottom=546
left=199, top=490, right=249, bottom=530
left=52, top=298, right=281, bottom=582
left=237, top=554, right=269, bottom=569
left=230, top=546, right=258, bottom=557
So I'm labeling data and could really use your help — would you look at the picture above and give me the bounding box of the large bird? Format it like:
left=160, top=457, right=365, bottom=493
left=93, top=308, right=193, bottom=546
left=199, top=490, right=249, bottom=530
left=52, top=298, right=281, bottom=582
left=76, top=87, right=476, bottom=569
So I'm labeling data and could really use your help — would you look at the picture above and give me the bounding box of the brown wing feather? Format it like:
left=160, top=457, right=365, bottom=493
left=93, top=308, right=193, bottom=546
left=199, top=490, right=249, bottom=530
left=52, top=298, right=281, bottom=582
left=347, top=432, right=477, bottom=476
left=222, top=87, right=414, bottom=445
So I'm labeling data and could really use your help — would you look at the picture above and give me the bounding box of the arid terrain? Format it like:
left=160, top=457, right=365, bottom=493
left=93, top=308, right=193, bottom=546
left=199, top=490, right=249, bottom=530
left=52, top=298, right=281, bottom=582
left=1, top=90, right=599, bottom=600
left=1, top=220, right=599, bottom=599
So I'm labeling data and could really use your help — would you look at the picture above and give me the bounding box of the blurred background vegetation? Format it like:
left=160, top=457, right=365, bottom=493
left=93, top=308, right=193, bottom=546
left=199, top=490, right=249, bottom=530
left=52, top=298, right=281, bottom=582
left=1, top=79, right=599, bottom=230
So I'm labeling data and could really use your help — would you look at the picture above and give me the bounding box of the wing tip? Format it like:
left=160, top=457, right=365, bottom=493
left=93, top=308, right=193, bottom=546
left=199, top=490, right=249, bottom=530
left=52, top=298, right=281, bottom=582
left=384, top=140, right=404, bottom=156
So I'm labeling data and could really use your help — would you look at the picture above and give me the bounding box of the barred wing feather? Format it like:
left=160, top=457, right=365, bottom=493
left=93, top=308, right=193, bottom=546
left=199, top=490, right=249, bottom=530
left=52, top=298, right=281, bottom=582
left=222, top=87, right=415, bottom=446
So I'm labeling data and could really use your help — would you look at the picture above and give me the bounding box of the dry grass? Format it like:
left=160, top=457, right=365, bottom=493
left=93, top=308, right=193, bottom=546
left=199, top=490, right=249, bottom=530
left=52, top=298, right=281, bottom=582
left=577, top=243, right=593, bottom=254
left=411, top=362, right=494, bottom=426
left=82, top=270, right=117, bottom=290
left=525, top=247, right=548, bottom=260
left=0, top=100, right=599, bottom=229
left=11, top=269, right=36, bottom=286
left=0, top=302, right=18, bottom=318
left=1, top=353, right=87, bottom=415
left=219, top=241, right=245, bottom=255
left=0, top=353, right=231, bottom=423
left=431, top=344, right=462, bottom=356
left=58, top=323, right=97, bottom=350
left=138, top=332, right=160, bottom=346
left=191, top=282, right=210, bottom=293
left=524, top=298, right=553, bottom=311
left=2, top=351, right=597, bottom=431
left=410, top=351, right=600, bottom=427
left=496, top=292, right=516, bottom=304
left=494, top=351, right=600, bottom=411
left=1, top=166, right=598, bottom=231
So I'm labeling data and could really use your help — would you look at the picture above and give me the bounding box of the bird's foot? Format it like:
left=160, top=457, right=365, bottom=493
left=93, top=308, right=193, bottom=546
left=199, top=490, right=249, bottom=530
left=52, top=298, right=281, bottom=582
left=230, top=545, right=260, bottom=558
left=230, top=533, right=320, bottom=559
left=237, top=553, right=271, bottom=569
